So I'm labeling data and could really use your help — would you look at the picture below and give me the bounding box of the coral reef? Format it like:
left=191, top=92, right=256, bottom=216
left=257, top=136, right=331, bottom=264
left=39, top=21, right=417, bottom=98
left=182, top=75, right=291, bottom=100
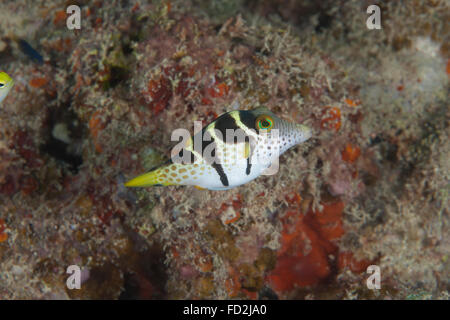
left=0, top=0, right=448, bottom=299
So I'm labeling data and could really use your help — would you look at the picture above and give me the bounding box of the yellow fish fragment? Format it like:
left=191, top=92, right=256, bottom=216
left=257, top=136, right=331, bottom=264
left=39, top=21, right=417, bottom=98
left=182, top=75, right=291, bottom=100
left=0, top=72, right=14, bottom=104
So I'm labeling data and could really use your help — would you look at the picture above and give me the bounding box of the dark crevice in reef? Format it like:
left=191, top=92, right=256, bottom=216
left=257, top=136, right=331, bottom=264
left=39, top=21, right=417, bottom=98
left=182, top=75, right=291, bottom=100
left=98, top=13, right=146, bottom=91
left=315, top=12, right=333, bottom=33
left=244, top=0, right=336, bottom=29
left=258, top=286, right=279, bottom=300
left=40, top=104, right=84, bottom=173
left=119, top=243, right=168, bottom=300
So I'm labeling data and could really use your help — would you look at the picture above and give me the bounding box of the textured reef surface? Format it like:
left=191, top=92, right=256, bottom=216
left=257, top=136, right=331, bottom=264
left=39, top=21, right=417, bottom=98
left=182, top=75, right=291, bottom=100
left=0, top=0, right=448, bottom=299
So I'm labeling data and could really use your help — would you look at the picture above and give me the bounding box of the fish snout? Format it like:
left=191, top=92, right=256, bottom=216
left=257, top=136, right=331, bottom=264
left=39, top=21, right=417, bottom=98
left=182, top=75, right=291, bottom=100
left=295, top=124, right=312, bottom=143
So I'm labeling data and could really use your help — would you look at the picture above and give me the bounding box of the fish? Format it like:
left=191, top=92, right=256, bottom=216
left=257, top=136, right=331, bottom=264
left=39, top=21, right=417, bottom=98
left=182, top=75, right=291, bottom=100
left=17, top=39, right=43, bottom=64
left=125, top=106, right=312, bottom=190
left=0, top=72, right=14, bottom=104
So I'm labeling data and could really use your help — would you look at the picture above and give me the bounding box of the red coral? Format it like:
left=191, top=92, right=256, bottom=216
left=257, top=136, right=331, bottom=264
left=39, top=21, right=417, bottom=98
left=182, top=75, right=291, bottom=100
left=225, top=266, right=241, bottom=298
left=204, top=75, right=230, bottom=99
left=201, top=97, right=213, bottom=105
left=20, top=175, right=39, bottom=196
left=320, top=107, right=341, bottom=131
left=87, top=192, right=122, bottom=227
left=338, top=252, right=373, bottom=274
left=267, top=201, right=345, bottom=292
left=53, top=10, right=67, bottom=26
left=144, top=65, right=195, bottom=116
left=89, top=111, right=106, bottom=153
left=29, top=77, right=48, bottom=88
left=0, top=218, right=7, bottom=242
left=344, top=98, right=360, bottom=107
left=0, top=175, right=17, bottom=196
left=12, top=131, right=43, bottom=168
left=218, top=194, right=242, bottom=224
left=208, top=82, right=229, bottom=98
left=143, top=64, right=231, bottom=115
left=146, top=77, right=172, bottom=115
left=285, top=192, right=302, bottom=207
left=231, top=194, right=243, bottom=211
left=342, top=143, right=361, bottom=163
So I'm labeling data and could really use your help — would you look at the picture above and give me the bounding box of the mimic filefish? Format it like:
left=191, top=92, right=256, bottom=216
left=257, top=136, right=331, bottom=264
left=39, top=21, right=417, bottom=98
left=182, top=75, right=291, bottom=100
left=0, top=72, right=14, bottom=104
left=125, top=106, right=312, bottom=190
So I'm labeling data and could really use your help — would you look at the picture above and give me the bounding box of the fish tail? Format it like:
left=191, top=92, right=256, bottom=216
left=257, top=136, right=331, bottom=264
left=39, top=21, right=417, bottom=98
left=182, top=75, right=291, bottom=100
left=125, top=166, right=175, bottom=187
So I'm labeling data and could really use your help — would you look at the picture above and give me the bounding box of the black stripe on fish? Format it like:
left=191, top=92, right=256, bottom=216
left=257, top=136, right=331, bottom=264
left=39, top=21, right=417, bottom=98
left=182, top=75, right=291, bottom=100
left=200, top=127, right=218, bottom=163
left=246, top=157, right=251, bottom=175
left=211, top=162, right=229, bottom=187
left=212, top=112, right=241, bottom=143
left=238, top=110, right=257, bottom=132
left=177, top=148, right=197, bottom=164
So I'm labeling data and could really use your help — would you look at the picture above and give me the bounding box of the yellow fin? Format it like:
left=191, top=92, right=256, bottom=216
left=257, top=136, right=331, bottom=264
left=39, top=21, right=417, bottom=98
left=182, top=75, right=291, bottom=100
left=194, top=185, right=206, bottom=190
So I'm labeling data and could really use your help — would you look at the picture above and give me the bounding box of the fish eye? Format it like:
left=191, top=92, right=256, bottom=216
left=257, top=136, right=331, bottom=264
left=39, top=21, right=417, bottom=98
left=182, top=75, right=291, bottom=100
left=0, top=83, right=4, bottom=88
left=256, top=115, right=274, bottom=132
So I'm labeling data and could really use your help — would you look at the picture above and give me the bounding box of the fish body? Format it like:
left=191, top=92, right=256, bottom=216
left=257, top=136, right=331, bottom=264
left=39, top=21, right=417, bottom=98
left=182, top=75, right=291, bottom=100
left=17, top=39, right=44, bottom=64
left=125, top=106, right=311, bottom=190
left=0, top=72, right=14, bottom=104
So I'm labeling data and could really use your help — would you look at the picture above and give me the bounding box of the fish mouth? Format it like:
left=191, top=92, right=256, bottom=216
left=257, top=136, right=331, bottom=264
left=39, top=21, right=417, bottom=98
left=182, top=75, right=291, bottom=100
left=296, top=124, right=312, bottom=141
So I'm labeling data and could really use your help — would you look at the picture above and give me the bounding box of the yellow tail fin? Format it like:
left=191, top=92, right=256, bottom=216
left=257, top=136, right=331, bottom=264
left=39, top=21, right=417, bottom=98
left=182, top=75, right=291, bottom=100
left=125, top=168, right=174, bottom=187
